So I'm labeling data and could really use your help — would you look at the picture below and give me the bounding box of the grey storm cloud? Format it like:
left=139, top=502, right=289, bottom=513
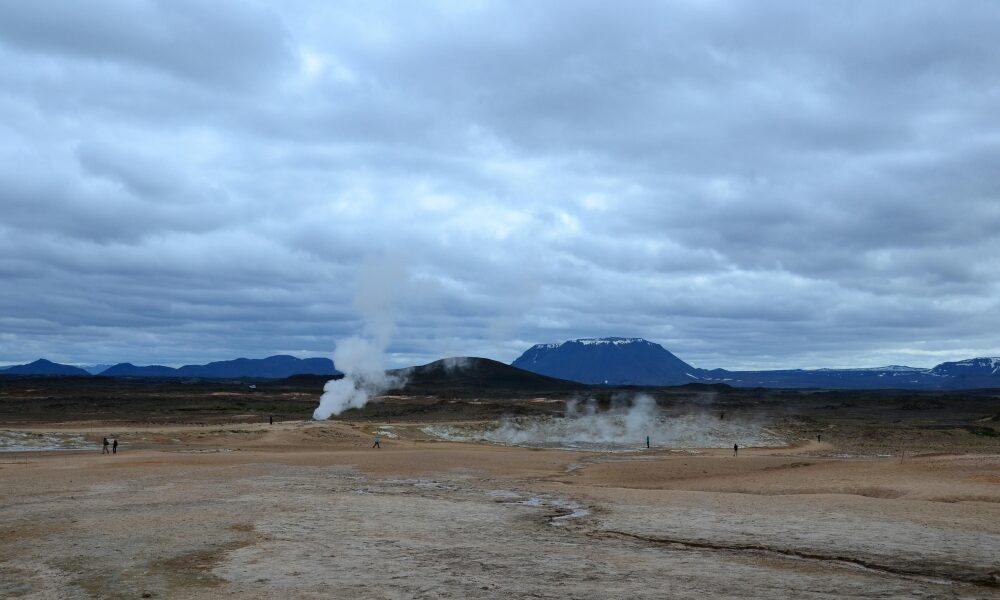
left=0, top=0, right=998, bottom=369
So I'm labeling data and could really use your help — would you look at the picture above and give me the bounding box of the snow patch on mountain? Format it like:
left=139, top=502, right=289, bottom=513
left=576, top=337, right=650, bottom=346
left=952, top=357, right=1000, bottom=374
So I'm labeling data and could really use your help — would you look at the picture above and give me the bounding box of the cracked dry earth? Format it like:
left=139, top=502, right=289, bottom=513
left=1, top=423, right=999, bottom=599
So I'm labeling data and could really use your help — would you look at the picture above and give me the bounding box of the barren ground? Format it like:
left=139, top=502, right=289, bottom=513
left=1, top=383, right=999, bottom=598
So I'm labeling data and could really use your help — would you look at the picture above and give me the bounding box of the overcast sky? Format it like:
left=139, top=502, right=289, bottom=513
left=1, top=1, right=998, bottom=370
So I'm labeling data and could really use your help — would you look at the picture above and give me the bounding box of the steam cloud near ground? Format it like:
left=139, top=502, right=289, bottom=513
left=425, top=394, right=783, bottom=450
left=313, top=258, right=407, bottom=420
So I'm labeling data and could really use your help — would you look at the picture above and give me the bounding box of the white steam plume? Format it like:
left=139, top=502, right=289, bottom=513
left=424, top=394, right=783, bottom=450
left=313, top=258, right=407, bottom=420
left=488, top=394, right=659, bottom=447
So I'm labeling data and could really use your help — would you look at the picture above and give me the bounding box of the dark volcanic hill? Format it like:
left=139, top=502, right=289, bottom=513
left=512, top=337, right=699, bottom=386
left=390, top=357, right=582, bottom=393
left=99, top=355, right=339, bottom=379
left=2, top=359, right=91, bottom=376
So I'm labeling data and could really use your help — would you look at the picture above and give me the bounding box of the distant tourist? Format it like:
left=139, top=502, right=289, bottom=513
left=646, top=435, right=650, bottom=449
left=733, top=443, right=738, bottom=457
left=102, top=437, right=110, bottom=454
left=372, top=432, right=381, bottom=449
left=817, top=433, right=822, bottom=443
left=112, top=439, right=118, bottom=454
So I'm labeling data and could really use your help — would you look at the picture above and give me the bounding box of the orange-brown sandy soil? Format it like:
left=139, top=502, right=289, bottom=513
left=2, top=415, right=999, bottom=599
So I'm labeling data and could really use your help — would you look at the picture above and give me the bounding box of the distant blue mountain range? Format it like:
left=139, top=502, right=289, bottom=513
left=0, top=355, right=339, bottom=379
left=5, top=341, right=1000, bottom=389
left=513, top=337, right=1000, bottom=390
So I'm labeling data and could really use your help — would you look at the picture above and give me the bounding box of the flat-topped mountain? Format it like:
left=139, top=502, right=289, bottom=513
left=512, top=337, right=700, bottom=386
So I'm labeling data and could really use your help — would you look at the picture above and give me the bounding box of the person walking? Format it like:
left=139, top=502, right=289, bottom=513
left=102, top=437, right=110, bottom=454
left=646, top=435, right=650, bottom=449
left=112, top=439, right=118, bottom=454
left=733, top=443, right=739, bottom=457
left=372, top=432, right=381, bottom=449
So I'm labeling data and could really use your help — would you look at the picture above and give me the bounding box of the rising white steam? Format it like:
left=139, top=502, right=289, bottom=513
left=424, top=394, right=783, bottom=450
left=313, top=258, right=407, bottom=420
left=313, top=336, right=402, bottom=419
left=484, top=394, right=658, bottom=448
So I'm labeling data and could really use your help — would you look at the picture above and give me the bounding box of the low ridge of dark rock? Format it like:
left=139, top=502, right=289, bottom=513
left=98, top=355, right=339, bottom=379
